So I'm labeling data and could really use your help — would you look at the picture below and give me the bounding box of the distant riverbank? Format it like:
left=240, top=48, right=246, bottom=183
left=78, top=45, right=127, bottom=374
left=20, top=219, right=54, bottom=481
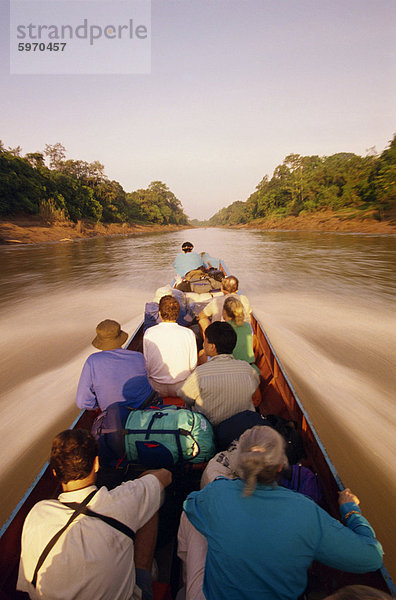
left=1, top=209, right=395, bottom=244
left=0, top=217, right=187, bottom=245
left=231, top=209, right=396, bottom=234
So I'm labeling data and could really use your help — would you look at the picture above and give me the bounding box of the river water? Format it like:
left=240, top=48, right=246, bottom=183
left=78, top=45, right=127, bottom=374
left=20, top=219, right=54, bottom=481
left=1, top=228, right=395, bottom=577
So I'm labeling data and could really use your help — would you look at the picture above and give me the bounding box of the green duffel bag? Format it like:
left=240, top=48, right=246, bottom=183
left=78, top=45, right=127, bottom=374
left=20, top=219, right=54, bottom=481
left=124, top=407, right=215, bottom=468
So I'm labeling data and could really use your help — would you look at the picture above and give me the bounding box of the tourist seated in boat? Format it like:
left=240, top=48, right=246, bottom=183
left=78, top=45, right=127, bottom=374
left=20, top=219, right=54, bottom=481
left=221, top=295, right=259, bottom=371
left=76, top=319, right=156, bottom=411
left=177, top=321, right=260, bottom=426
left=178, top=426, right=384, bottom=600
left=143, top=295, right=198, bottom=397
left=17, top=428, right=172, bottom=600
left=173, top=241, right=203, bottom=278
left=198, top=275, right=252, bottom=332
left=144, top=285, right=193, bottom=332
left=324, top=585, right=392, bottom=600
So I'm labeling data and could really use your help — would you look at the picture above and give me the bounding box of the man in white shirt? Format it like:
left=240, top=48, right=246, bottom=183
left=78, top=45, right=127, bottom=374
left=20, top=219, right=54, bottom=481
left=17, top=429, right=172, bottom=600
left=198, top=275, right=252, bottom=332
left=143, top=295, right=198, bottom=397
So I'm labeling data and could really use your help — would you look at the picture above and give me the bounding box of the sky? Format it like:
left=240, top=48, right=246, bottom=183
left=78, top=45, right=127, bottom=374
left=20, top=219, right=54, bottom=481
left=0, top=0, right=395, bottom=220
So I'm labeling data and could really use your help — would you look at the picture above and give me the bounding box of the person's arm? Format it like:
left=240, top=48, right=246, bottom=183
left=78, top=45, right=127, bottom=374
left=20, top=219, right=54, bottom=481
left=249, top=367, right=261, bottom=404
left=198, top=311, right=211, bottom=334
left=198, top=299, right=216, bottom=333
left=252, top=387, right=262, bottom=407
left=140, top=468, right=172, bottom=490
left=314, top=488, right=383, bottom=573
left=189, top=332, right=198, bottom=370
left=75, top=359, right=98, bottom=410
left=173, top=255, right=184, bottom=277
left=177, top=371, right=199, bottom=407
left=142, top=334, right=151, bottom=372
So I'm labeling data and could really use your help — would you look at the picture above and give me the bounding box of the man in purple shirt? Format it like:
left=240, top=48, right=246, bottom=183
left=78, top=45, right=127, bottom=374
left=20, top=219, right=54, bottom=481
left=76, top=319, right=155, bottom=411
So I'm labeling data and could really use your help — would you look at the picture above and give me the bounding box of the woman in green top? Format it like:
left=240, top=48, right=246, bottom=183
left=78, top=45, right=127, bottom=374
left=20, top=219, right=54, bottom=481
left=222, top=296, right=259, bottom=373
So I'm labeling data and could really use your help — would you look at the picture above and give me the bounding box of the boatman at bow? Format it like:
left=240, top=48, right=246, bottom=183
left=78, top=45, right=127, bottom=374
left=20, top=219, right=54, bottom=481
left=17, top=428, right=172, bottom=600
left=173, top=241, right=203, bottom=278
left=76, top=319, right=157, bottom=411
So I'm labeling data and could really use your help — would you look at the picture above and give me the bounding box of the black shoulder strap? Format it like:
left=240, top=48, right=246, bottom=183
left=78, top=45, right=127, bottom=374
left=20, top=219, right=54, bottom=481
left=61, top=503, right=136, bottom=542
left=31, top=489, right=135, bottom=588
left=31, top=489, right=97, bottom=588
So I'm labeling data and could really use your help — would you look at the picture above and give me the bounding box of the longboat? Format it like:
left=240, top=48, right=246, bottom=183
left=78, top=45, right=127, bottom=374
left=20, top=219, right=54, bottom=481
left=0, top=282, right=395, bottom=599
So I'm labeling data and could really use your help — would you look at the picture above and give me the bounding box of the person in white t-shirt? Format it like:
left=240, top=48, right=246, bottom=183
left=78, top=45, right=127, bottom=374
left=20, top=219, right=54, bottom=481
left=143, top=295, right=198, bottom=397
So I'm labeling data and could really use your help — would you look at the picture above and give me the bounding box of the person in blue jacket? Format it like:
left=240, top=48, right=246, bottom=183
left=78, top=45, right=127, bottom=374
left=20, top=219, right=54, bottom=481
left=173, top=241, right=203, bottom=278
left=180, top=426, right=384, bottom=600
left=76, top=319, right=155, bottom=411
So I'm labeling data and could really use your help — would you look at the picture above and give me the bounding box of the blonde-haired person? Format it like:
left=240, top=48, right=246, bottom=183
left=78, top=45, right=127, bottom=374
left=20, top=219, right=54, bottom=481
left=325, top=585, right=392, bottom=600
left=179, top=426, right=383, bottom=600
left=222, top=296, right=259, bottom=373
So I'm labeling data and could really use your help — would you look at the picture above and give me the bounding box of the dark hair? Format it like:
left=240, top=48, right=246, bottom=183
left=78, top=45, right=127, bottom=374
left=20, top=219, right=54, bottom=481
left=222, top=275, right=239, bottom=293
left=159, top=295, right=180, bottom=321
left=325, top=586, right=392, bottom=600
left=50, top=429, right=98, bottom=484
left=205, top=321, right=237, bottom=354
left=182, top=241, right=193, bottom=252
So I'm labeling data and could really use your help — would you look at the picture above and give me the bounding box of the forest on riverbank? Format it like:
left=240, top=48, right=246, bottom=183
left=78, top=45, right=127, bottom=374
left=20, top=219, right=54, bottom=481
left=0, top=141, right=188, bottom=226
left=201, top=134, right=396, bottom=227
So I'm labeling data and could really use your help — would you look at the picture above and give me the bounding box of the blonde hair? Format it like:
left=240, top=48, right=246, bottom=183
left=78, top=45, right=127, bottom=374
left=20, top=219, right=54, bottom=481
left=222, top=276, right=238, bottom=294
left=325, top=585, right=392, bottom=600
left=223, top=295, right=244, bottom=327
left=236, top=426, right=288, bottom=497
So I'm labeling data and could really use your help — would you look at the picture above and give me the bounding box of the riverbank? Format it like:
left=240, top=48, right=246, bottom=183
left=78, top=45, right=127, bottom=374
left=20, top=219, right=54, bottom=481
left=1, top=209, right=395, bottom=244
left=0, top=217, right=187, bottom=245
left=232, top=209, right=396, bottom=234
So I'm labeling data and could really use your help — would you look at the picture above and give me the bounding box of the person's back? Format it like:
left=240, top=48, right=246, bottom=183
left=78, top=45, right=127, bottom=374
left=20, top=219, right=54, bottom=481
left=178, top=322, right=259, bottom=425
left=173, top=241, right=203, bottom=278
left=183, top=427, right=383, bottom=600
left=18, top=481, right=157, bottom=599
left=17, top=429, right=172, bottom=600
left=143, top=295, right=197, bottom=396
left=223, top=296, right=257, bottom=369
left=76, top=320, right=153, bottom=411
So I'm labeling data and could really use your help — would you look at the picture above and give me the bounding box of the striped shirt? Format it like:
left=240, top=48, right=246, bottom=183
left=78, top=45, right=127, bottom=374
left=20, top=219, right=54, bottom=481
left=178, top=354, right=260, bottom=426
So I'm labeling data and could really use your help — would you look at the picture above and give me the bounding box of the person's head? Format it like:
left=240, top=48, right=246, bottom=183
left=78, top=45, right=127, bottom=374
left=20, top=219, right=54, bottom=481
left=182, top=241, right=194, bottom=253
left=236, top=426, right=288, bottom=496
left=221, top=275, right=239, bottom=294
left=159, top=295, right=180, bottom=322
left=325, top=586, right=392, bottom=600
left=50, top=429, right=99, bottom=485
left=223, top=295, right=245, bottom=327
left=204, top=321, right=237, bottom=356
left=92, top=319, right=128, bottom=350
